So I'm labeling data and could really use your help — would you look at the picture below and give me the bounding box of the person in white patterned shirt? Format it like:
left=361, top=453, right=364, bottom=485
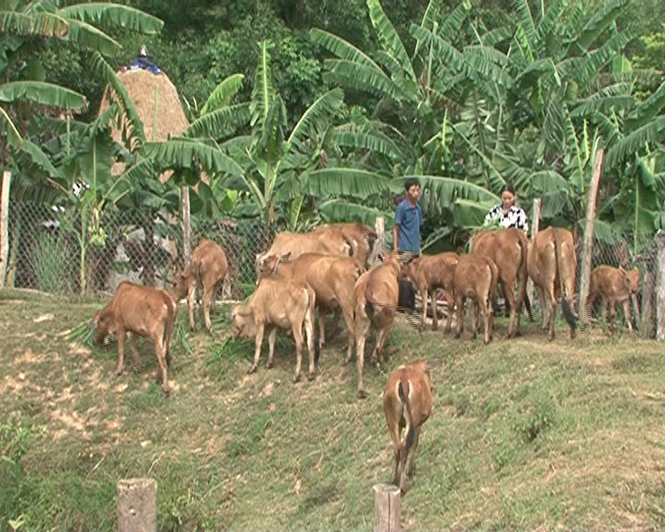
left=484, top=183, right=529, bottom=234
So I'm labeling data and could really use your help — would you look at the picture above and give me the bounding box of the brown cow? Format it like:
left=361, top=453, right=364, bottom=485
left=93, top=282, right=177, bottom=395
left=472, top=228, right=529, bottom=337
left=353, top=251, right=410, bottom=398
left=175, top=239, right=228, bottom=334
left=315, top=222, right=378, bottom=268
left=453, top=255, right=498, bottom=344
left=383, top=359, right=433, bottom=494
left=256, top=229, right=353, bottom=273
left=586, top=265, right=640, bottom=333
left=528, top=227, right=577, bottom=340
left=401, top=253, right=459, bottom=331
left=260, top=252, right=364, bottom=362
left=230, top=277, right=317, bottom=382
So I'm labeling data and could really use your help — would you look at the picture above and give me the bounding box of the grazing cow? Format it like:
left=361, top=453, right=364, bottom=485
left=353, top=251, right=410, bottom=398
left=256, top=229, right=353, bottom=273
left=314, top=222, right=378, bottom=268
left=528, top=227, right=577, bottom=340
left=230, top=277, right=317, bottom=382
left=93, top=282, right=177, bottom=395
left=453, top=255, right=498, bottom=344
left=472, top=228, right=529, bottom=337
left=383, top=359, right=434, bottom=494
left=259, top=252, right=364, bottom=362
left=586, top=265, right=640, bottom=333
left=402, top=253, right=459, bottom=331
left=175, top=239, right=228, bottom=334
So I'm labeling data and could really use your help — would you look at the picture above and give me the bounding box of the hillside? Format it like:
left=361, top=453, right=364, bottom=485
left=1, top=289, right=665, bottom=531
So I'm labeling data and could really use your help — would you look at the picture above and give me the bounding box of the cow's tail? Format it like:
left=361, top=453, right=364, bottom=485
left=486, top=259, right=496, bottom=314
left=553, top=232, right=577, bottom=330
left=398, top=375, right=416, bottom=454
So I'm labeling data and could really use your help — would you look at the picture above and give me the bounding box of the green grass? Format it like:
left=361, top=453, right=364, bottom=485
left=2, top=289, right=665, bottom=530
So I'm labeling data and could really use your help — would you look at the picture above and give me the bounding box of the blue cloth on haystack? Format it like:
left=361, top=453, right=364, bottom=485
left=126, top=56, right=162, bottom=75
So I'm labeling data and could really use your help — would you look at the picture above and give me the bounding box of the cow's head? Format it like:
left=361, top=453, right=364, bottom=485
left=621, top=266, right=640, bottom=294
left=260, top=252, right=292, bottom=276
left=173, top=266, right=191, bottom=301
left=229, top=304, right=256, bottom=339
left=91, top=308, right=115, bottom=345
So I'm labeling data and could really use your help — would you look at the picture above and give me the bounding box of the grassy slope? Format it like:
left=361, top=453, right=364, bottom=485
left=1, top=289, right=665, bottom=531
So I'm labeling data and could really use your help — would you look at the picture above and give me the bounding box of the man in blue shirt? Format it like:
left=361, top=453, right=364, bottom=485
left=393, top=178, right=423, bottom=256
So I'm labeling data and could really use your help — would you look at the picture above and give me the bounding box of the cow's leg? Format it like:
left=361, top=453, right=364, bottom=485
left=249, top=323, right=265, bottom=373
left=504, top=280, right=517, bottom=338
left=154, top=336, right=169, bottom=395
left=538, top=286, right=548, bottom=330
left=304, top=308, right=316, bottom=381
left=128, top=332, right=139, bottom=368
left=388, top=420, right=401, bottom=486
left=623, top=299, right=634, bottom=333
left=455, top=295, right=465, bottom=339
left=355, top=317, right=371, bottom=398
left=318, top=307, right=327, bottom=353
left=116, top=328, right=126, bottom=375
left=600, top=296, right=608, bottom=332
left=187, top=281, right=196, bottom=332
left=407, top=427, right=421, bottom=477
left=292, top=322, right=304, bottom=383
left=609, top=299, right=617, bottom=334
left=341, top=304, right=355, bottom=366
left=480, top=297, right=492, bottom=344
left=399, top=440, right=409, bottom=493
left=431, top=289, right=439, bottom=331
left=374, top=320, right=394, bottom=367
left=419, top=285, right=428, bottom=330
left=266, top=327, right=277, bottom=369
left=445, top=291, right=454, bottom=333
left=547, top=285, right=557, bottom=341
left=203, top=284, right=214, bottom=335
left=471, top=300, right=479, bottom=340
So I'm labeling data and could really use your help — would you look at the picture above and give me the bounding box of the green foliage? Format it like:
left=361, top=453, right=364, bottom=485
left=30, top=232, right=71, bottom=293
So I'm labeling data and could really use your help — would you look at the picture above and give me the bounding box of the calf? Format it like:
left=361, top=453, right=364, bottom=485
left=402, top=252, right=459, bottom=331
left=175, top=239, right=228, bottom=334
left=528, top=227, right=577, bottom=340
left=230, top=277, right=317, bottom=382
left=586, top=265, right=640, bottom=333
left=453, top=255, right=498, bottom=344
left=260, top=252, right=364, bottom=363
left=472, top=228, right=529, bottom=337
left=353, top=251, right=410, bottom=398
left=383, top=359, right=433, bottom=494
left=93, top=282, right=177, bottom=395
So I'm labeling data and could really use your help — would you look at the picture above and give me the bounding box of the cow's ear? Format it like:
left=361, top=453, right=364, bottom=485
left=280, top=252, right=292, bottom=261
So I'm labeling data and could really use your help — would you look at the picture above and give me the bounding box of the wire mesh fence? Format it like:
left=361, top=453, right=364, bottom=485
left=4, top=201, right=270, bottom=299
left=3, top=200, right=660, bottom=338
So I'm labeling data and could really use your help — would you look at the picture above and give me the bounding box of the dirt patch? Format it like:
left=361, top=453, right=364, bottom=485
left=15, top=348, right=41, bottom=364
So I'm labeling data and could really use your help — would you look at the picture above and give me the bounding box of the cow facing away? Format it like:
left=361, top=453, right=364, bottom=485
left=472, top=228, right=529, bottom=337
left=528, top=227, right=577, bottom=340
left=402, top=252, right=459, bottom=331
left=230, top=277, right=317, bottom=382
left=586, top=265, right=640, bottom=333
left=314, top=222, right=378, bottom=268
left=453, top=255, right=498, bottom=344
left=353, top=251, right=410, bottom=398
left=260, top=252, right=364, bottom=363
left=175, top=239, right=228, bottom=334
left=93, top=282, right=177, bottom=395
left=383, top=359, right=433, bottom=494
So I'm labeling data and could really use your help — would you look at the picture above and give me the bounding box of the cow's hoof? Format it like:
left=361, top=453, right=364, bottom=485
left=266, top=362, right=273, bottom=369
left=307, top=372, right=316, bottom=382
left=514, top=330, right=522, bottom=338
left=115, top=369, right=123, bottom=376
left=162, top=388, right=170, bottom=397
left=248, top=365, right=257, bottom=374
left=357, top=389, right=368, bottom=399
left=293, top=374, right=302, bottom=384
left=454, top=333, right=461, bottom=339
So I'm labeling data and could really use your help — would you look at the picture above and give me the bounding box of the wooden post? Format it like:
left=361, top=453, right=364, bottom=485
left=526, top=198, right=541, bottom=308
left=0, top=171, right=11, bottom=289
left=656, top=233, right=665, bottom=340
left=578, top=146, right=604, bottom=326
left=641, top=269, right=655, bottom=339
left=117, top=478, right=157, bottom=532
left=373, top=484, right=400, bottom=532
left=182, top=186, right=191, bottom=264
left=375, top=216, right=386, bottom=254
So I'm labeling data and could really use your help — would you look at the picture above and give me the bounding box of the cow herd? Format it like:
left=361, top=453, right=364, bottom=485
left=89, top=220, right=642, bottom=493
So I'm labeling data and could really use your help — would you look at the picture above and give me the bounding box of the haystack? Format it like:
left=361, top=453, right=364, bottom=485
left=98, top=68, right=189, bottom=182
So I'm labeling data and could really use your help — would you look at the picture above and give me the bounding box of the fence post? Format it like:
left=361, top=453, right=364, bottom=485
left=656, top=233, right=665, bottom=340
left=182, top=186, right=192, bottom=264
left=642, top=267, right=655, bottom=339
left=375, top=217, right=386, bottom=254
left=0, top=171, right=11, bottom=288
left=526, top=198, right=541, bottom=307
left=117, top=478, right=157, bottom=532
left=373, top=484, right=400, bottom=532
left=578, top=146, right=604, bottom=326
